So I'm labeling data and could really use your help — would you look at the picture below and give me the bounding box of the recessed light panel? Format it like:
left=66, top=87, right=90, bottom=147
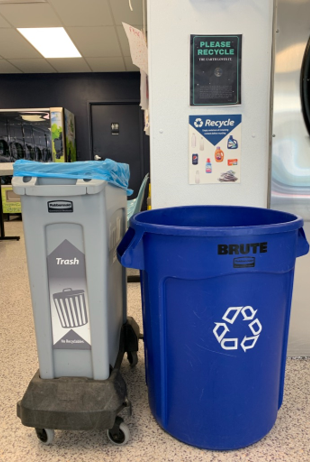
left=0, top=0, right=46, bottom=3
left=17, top=27, right=81, bottom=58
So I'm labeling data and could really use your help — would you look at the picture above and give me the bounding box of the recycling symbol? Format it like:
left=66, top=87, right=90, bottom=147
left=213, top=306, right=262, bottom=352
left=194, top=118, right=204, bottom=128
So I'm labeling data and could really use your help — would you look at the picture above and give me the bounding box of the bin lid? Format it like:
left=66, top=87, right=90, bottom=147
left=53, top=288, right=85, bottom=298
left=131, top=205, right=304, bottom=237
left=12, top=175, right=107, bottom=196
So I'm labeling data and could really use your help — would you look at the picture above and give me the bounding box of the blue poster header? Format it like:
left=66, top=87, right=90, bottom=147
left=189, top=114, right=242, bottom=146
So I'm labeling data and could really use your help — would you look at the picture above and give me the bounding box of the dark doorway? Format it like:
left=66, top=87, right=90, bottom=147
left=90, top=102, right=149, bottom=199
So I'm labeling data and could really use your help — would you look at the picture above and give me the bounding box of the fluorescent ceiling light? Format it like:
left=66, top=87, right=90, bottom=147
left=0, top=1, right=46, bottom=3
left=21, top=115, right=45, bottom=122
left=20, top=111, right=49, bottom=122
left=17, top=27, right=81, bottom=58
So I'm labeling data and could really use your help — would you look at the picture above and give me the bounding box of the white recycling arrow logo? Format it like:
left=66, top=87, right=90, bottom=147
left=213, top=306, right=262, bottom=352
left=241, top=306, right=257, bottom=321
left=222, top=306, right=243, bottom=324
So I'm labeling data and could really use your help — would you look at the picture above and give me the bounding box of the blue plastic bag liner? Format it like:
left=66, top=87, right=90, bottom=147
left=13, top=159, right=133, bottom=196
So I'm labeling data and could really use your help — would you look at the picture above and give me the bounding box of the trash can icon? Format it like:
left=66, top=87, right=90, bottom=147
left=118, top=205, right=309, bottom=450
left=53, top=288, right=88, bottom=328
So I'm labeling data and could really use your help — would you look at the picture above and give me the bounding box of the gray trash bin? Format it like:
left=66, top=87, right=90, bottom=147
left=13, top=174, right=140, bottom=446
left=13, top=176, right=127, bottom=380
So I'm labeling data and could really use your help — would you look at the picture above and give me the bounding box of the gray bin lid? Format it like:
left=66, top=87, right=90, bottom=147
left=12, top=176, right=107, bottom=197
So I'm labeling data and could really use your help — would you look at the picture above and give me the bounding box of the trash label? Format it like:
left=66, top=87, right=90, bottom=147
left=47, top=239, right=91, bottom=349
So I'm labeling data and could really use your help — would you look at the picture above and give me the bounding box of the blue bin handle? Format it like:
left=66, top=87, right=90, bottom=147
left=296, top=227, right=309, bottom=257
left=117, top=227, right=145, bottom=270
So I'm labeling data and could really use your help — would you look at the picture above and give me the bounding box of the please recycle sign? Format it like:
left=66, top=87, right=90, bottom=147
left=213, top=306, right=263, bottom=352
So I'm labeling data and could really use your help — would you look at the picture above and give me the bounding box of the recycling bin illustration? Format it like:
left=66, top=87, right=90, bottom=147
left=118, top=205, right=309, bottom=450
left=13, top=171, right=140, bottom=447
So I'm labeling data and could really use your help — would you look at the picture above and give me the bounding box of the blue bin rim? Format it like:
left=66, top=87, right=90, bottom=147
left=131, top=205, right=304, bottom=237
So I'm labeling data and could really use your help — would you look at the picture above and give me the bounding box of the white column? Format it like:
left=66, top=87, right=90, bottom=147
left=147, top=0, right=275, bottom=209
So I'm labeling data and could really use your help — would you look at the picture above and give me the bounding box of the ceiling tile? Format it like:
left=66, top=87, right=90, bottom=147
left=48, top=0, right=113, bottom=27
left=47, top=57, right=91, bottom=72
left=9, top=59, right=56, bottom=73
left=67, top=26, right=121, bottom=57
left=0, top=29, right=42, bottom=58
left=109, top=0, right=143, bottom=26
left=0, top=4, right=62, bottom=27
left=124, top=56, right=139, bottom=72
left=117, top=24, right=142, bottom=57
left=86, top=57, right=125, bottom=72
left=0, top=59, right=21, bottom=73
left=0, top=14, right=10, bottom=27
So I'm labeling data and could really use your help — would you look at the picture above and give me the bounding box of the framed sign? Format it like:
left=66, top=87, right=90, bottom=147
left=190, top=35, right=242, bottom=106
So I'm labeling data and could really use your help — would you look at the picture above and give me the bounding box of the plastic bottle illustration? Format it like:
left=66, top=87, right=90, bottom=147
left=195, top=170, right=200, bottom=184
left=191, top=133, right=196, bottom=148
left=227, top=135, right=238, bottom=149
left=200, top=137, right=204, bottom=151
left=215, top=146, right=224, bottom=162
left=206, top=158, right=212, bottom=173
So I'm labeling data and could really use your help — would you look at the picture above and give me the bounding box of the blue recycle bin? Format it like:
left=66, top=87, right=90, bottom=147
left=117, top=206, right=309, bottom=450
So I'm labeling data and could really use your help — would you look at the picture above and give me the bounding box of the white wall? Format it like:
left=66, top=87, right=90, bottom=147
left=147, top=0, right=275, bottom=209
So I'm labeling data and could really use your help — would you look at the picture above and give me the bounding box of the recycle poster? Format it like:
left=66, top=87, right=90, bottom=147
left=189, top=114, right=242, bottom=185
left=190, top=35, right=242, bottom=106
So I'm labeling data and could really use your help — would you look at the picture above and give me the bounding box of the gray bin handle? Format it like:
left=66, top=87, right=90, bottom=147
left=12, top=176, right=107, bottom=196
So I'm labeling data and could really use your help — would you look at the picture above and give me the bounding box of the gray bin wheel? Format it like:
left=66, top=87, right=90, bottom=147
left=107, top=418, right=130, bottom=446
left=35, top=428, right=55, bottom=445
left=127, top=351, right=138, bottom=368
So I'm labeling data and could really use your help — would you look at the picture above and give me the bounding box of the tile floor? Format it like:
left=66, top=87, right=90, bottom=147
left=0, top=220, right=310, bottom=462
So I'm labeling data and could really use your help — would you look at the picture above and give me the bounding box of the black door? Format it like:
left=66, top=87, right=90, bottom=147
left=91, top=103, right=149, bottom=199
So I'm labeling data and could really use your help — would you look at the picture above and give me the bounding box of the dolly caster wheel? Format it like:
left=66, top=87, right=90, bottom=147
left=35, top=428, right=55, bottom=445
left=107, top=417, right=130, bottom=446
left=127, top=351, right=138, bottom=367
